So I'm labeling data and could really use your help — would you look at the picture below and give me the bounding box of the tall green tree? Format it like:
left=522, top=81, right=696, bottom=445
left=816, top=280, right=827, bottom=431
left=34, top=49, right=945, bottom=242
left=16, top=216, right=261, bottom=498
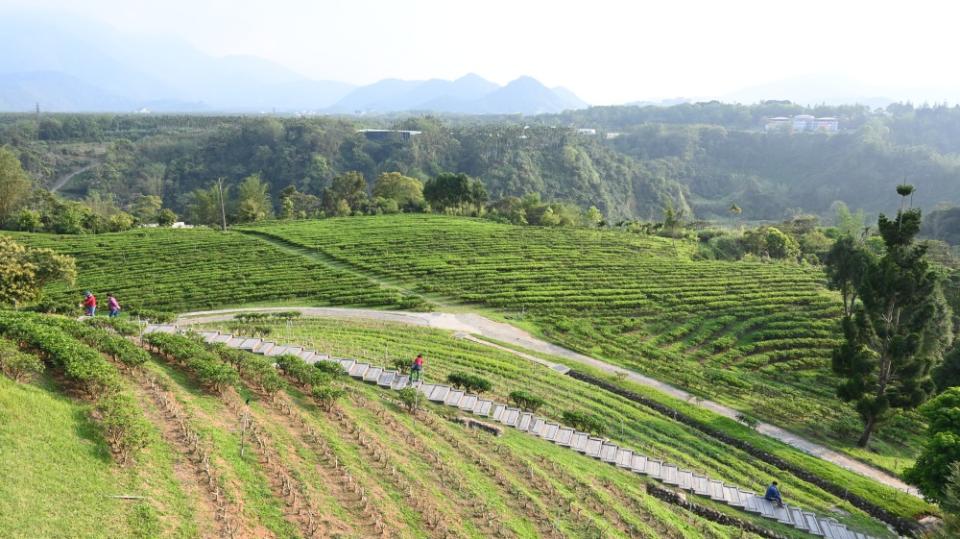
left=0, top=236, right=77, bottom=307
left=423, top=172, right=485, bottom=214
left=372, top=172, right=424, bottom=211
left=322, top=171, right=367, bottom=216
left=0, top=146, right=32, bottom=223
left=131, top=195, right=163, bottom=224
left=824, top=236, right=874, bottom=317
left=187, top=184, right=227, bottom=226
left=903, top=388, right=960, bottom=502
left=235, top=173, right=273, bottom=223
left=829, top=187, right=948, bottom=447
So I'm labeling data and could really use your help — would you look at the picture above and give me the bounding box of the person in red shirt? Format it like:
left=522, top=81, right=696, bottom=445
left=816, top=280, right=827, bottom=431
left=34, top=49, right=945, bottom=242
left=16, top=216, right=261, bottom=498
left=410, top=354, right=425, bottom=383
left=82, top=292, right=97, bottom=317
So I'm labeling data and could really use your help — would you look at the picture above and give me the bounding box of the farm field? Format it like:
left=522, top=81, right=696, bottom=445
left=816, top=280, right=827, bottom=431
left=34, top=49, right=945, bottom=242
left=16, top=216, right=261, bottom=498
left=243, top=215, right=923, bottom=470
left=0, top=311, right=796, bottom=539
left=197, top=315, right=920, bottom=535
left=9, top=228, right=408, bottom=315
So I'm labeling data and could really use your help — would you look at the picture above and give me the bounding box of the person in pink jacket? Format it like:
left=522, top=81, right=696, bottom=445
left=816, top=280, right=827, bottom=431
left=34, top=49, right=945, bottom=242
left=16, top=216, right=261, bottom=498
left=107, top=294, right=121, bottom=318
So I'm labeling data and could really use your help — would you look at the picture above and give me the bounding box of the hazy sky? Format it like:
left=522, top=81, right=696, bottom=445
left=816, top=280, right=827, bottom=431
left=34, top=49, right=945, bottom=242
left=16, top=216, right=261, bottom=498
left=6, top=0, right=960, bottom=104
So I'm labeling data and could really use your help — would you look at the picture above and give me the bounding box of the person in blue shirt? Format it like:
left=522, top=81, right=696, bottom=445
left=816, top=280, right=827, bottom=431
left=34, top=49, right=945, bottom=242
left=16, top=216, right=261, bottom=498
left=765, top=480, right=783, bottom=507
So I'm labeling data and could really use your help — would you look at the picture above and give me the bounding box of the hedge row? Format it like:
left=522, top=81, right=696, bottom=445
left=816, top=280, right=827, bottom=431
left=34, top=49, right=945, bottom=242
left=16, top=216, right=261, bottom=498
left=214, top=345, right=284, bottom=395
left=143, top=333, right=238, bottom=395
left=0, top=313, right=150, bottom=462
left=47, top=317, right=149, bottom=368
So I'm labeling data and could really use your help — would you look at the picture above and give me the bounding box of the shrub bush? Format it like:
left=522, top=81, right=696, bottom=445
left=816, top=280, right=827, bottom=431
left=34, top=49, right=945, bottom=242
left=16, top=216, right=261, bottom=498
left=446, top=372, right=492, bottom=393
left=0, top=338, right=44, bottom=382
left=275, top=354, right=327, bottom=388
left=314, top=361, right=346, bottom=377
left=143, top=333, right=238, bottom=394
left=397, top=387, right=421, bottom=413
left=392, top=358, right=410, bottom=374
left=312, top=385, right=345, bottom=412
left=96, top=392, right=152, bottom=464
left=509, top=390, right=544, bottom=413
left=215, top=347, right=284, bottom=395
left=562, top=410, right=606, bottom=436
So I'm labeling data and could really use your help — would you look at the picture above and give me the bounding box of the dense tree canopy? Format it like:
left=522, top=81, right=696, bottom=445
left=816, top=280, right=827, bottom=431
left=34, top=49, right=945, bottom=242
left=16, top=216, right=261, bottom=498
left=904, top=388, right=960, bottom=502
left=829, top=192, right=949, bottom=447
left=0, top=235, right=77, bottom=307
left=0, top=146, right=32, bottom=223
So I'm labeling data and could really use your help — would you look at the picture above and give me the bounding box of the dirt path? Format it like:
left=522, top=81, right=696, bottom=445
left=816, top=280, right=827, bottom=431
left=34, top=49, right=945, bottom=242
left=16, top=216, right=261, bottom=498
left=50, top=161, right=99, bottom=193
left=177, top=306, right=920, bottom=497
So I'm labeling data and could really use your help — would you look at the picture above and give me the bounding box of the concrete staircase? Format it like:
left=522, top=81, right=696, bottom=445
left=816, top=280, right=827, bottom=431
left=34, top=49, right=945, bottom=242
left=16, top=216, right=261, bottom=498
left=143, top=324, right=879, bottom=539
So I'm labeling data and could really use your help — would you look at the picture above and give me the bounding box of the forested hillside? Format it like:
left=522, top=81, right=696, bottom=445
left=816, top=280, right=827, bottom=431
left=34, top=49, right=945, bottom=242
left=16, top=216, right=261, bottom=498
left=1, top=101, right=959, bottom=226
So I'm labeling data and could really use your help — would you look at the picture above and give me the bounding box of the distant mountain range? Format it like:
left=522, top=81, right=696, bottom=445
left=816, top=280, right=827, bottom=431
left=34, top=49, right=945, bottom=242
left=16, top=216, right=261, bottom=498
left=0, top=14, right=587, bottom=115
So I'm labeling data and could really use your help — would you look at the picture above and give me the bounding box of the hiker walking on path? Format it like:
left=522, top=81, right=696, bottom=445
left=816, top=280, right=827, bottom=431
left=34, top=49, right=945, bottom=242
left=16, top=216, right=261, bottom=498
left=411, top=353, right=425, bottom=383
left=82, top=292, right=97, bottom=317
left=107, top=294, right=121, bottom=318
left=765, top=481, right=783, bottom=507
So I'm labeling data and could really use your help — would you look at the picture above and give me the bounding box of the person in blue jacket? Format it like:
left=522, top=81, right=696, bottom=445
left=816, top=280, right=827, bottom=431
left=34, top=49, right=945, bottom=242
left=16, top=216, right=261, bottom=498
left=765, top=480, right=783, bottom=507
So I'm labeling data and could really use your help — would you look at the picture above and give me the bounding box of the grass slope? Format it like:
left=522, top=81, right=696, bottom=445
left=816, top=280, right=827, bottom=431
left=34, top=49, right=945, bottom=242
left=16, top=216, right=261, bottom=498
left=244, top=215, right=923, bottom=470
left=0, top=372, right=202, bottom=538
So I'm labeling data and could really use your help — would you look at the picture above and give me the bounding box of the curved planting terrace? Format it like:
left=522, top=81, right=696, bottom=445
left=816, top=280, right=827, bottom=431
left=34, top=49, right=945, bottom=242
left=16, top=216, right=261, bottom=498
left=195, top=316, right=923, bottom=535
left=160, top=319, right=894, bottom=538
left=243, top=215, right=923, bottom=466
left=10, top=228, right=404, bottom=313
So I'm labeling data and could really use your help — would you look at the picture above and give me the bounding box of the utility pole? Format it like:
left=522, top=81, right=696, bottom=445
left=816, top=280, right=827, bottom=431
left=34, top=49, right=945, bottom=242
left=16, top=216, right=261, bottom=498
left=216, top=177, right=228, bottom=231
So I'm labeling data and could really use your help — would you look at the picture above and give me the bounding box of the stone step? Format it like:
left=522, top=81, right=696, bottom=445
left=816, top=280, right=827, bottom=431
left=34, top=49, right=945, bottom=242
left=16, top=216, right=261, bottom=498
left=692, top=474, right=710, bottom=496
left=529, top=417, right=547, bottom=436
left=722, top=486, right=746, bottom=507
left=599, top=442, right=618, bottom=464
left=569, top=431, right=588, bottom=451
left=266, top=345, right=288, bottom=356
left=643, top=459, right=662, bottom=479
left=348, top=363, right=370, bottom=378
left=242, top=337, right=263, bottom=352
left=788, top=506, right=810, bottom=532
left=584, top=437, right=604, bottom=458
left=660, top=464, right=679, bottom=485
left=391, top=375, right=410, bottom=390
left=458, top=394, right=478, bottom=412
left=376, top=371, right=396, bottom=388
left=676, top=469, right=694, bottom=490
left=707, top=479, right=725, bottom=501
left=542, top=423, right=560, bottom=442
left=516, top=412, right=535, bottom=432
left=473, top=399, right=493, bottom=416
left=428, top=385, right=450, bottom=403
left=554, top=427, right=574, bottom=446
left=499, top=407, right=521, bottom=427
left=444, top=389, right=465, bottom=407
left=363, top=367, right=383, bottom=383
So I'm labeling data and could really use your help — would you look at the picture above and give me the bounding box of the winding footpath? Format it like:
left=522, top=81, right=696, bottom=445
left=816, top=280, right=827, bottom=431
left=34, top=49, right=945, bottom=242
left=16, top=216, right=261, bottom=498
left=178, top=306, right=919, bottom=497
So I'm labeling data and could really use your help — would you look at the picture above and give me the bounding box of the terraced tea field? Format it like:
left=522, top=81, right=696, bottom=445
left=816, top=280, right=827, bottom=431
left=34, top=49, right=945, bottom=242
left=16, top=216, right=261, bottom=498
left=1, top=312, right=810, bottom=538
left=9, top=228, right=405, bottom=314
left=244, top=215, right=922, bottom=467
left=196, top=315, right=923, bottom=534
